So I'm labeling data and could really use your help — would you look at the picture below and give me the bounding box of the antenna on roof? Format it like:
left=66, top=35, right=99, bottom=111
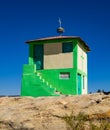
left=57, top=18, right=64, bottom=35
left=59, top=17, right=62, bottom=27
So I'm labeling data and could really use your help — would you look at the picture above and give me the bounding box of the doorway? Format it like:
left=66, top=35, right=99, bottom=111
left=77, top=73, right=82, bottom=95
left=34, top=44, right=44, bottom=70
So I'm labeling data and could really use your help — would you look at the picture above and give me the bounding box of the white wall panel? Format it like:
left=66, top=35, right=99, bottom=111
left=78, top=45, right=87, bottom=74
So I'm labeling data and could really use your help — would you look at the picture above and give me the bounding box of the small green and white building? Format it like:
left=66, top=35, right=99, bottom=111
left=21, top=36, right=90, bottom=97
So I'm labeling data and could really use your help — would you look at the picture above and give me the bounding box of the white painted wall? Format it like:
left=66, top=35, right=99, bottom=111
left=78, top=45, right=87, bottom=74
left=82, top=76, right=87, bottom=94
left=78, top=44, right=88, bottom=94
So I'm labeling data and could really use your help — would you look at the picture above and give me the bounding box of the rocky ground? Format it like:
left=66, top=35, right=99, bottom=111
left=0, top=93, right=110, bottom=130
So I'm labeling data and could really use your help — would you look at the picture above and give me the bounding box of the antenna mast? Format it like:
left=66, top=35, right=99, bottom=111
left=57, top=18, right=64, bottom=35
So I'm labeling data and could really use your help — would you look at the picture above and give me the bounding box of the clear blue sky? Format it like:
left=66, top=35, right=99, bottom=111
left=0, top=0, right=110, bottom=95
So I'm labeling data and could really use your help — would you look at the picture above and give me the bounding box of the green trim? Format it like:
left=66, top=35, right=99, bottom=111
left=73, top=39, right=78, bottom=69
left=72, top=40, right=78, bottom=94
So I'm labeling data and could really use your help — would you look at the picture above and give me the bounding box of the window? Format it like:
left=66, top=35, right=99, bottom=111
left=59, top=72, right=70, bottom=79
left=62, top=42, right=73, bottom=53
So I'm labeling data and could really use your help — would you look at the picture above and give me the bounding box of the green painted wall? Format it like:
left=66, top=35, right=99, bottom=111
left=21, top=64, right=59, bottom=97
left=36, top=68, right=77, bottom=95
left=21, top=38, right=88, bottom=97
left=21, top=67, right=77, bottom=97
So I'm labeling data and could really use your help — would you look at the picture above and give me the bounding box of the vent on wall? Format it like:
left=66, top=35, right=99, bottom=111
left=59, top=72, right=70, bottom=79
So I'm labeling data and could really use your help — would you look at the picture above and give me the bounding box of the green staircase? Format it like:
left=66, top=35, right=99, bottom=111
left=21, top=72, right=60, bottom=97
left=36, top=72, right=60, bottom=96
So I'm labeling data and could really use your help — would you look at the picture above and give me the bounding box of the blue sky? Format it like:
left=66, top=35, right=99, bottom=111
left=0, top=0, right=110, bottom=95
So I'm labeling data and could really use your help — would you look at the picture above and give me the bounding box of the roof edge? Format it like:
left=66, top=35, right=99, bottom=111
left=26, top=36, right=90, bottom=52
left=26, top=36, right=80, bottom=43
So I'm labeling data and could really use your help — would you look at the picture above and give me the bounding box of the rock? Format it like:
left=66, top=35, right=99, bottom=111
left=0, top=93, right=110, bottom=130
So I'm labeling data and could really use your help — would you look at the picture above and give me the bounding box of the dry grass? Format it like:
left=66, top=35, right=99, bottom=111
left=62, top=112, right=110, bottom=130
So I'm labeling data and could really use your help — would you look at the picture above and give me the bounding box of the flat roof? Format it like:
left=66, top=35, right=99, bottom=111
left=26, top=36, right=90, bottom=51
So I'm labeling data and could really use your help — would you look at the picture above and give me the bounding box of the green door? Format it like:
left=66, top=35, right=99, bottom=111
left=77, top=74, right=82, bottom=95
left=34, top=44, right=44, bottom=70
